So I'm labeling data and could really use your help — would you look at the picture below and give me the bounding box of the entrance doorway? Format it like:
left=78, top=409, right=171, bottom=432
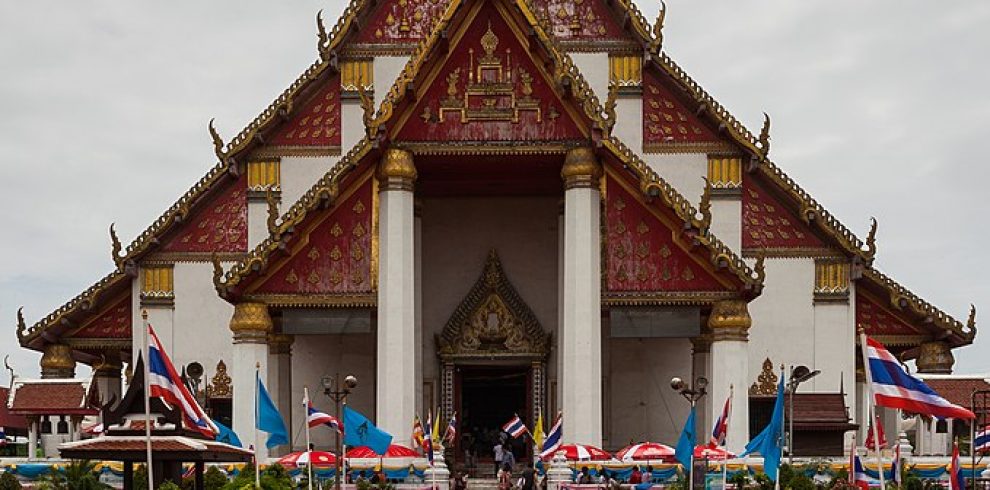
left=457, top=365, right=530, bottom=476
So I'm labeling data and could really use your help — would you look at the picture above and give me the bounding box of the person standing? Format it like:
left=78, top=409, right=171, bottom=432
left=502, top=442, right=516, bottom=470
left=494, top=441, right=505, bottom=477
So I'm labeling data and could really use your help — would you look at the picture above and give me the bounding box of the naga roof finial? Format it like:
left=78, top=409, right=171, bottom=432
left=316, top=10, right=330, bottom=60
left=603, top=84, right=618, bottom=135
left=357, top=85, right=375, bottom=136
left=967, top=304, right=977, bottom=331
left=109, top=223, right=124, bottom=269
left=698, top=177, right=712, bottom=230
left=266, top=189, right=280, bottom=236
left=865, top=217, right=878, bottom=258
left=754, top=252, right=767, bottom=284
left=211, top=253, right=225, bottom=290
left=208, top=118, right=226, bottom=162
left=16, top=307, right=26, bottom=340
left=650, top=0, right=666, bottom=54
left=758, top=112, right=771, bottom=157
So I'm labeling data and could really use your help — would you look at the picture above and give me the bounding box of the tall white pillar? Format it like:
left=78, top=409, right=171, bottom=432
left=708, top=299, right=751, bottom=454
left=415, top=204, right=424, bottom=419
left=229, top=302, right=274, bottom=461
left=27, top=417, right=38, bottom=461
left=376, top=148, right=418, bottom=443
left=560, top=147, right=603, bottom=445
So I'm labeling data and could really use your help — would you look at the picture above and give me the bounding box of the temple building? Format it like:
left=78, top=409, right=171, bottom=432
left=14, top=0, right=977, bottom=462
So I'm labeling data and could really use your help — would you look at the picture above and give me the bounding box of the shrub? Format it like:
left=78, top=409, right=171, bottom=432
left=788, top=473, right=816, bottom=490
left=0, top=471, right=22, bottom=490
left=159, top=482, right=182, bottom=490
left=204, top=466, right=229, bottom=490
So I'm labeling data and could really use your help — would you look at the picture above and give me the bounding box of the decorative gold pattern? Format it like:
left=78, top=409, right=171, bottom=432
left=247, top=160, right=281, bottom=191
left=229, top=302, right=273, bottom=341
left=140, top=265, right=175, bottom=303
left=609, top=55, right=642, bottom=88
left=707, top=157, right=742, bottom=189
left=341, top=59, right=374, bottom=92
left=377, top=147, right=417, bottom=190
left=814, top=260, right=850, bottom=300
left=437, top=250, right=550, bottom=360
left=863, top=267, right=974, bottom=343
left=40, top=343, right=75, bottom=378
left=561, top=147, right=602, bottom=189
left=916, top=341, right=954, bottom=374
left=749, top=358, right=779, bottom=396
left=208, top=359, right=232, bottom=398
left=708, top=299, right=752, bottom=341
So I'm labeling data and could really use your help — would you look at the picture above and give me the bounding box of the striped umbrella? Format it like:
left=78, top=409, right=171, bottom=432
left=614, top=442, right=676, bottom=462
left=694, top=445, right=735, bottom=461
left=548, top=443, right=613, bottom=461
left=345, top=444, right=419, bottom=458
left=278, top=450, right=337, bottom=468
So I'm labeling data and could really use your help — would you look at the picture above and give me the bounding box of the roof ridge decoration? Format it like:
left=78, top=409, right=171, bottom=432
left=17, top=270, right=129, bottom=345
left=862, top=267, right=975, bottom=343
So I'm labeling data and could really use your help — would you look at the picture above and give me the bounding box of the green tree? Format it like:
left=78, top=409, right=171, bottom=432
left=158, top=482, right=182, bottom=490
left=37, top=460, right=109, bottom=490
left=204, top=466, right=230, bottom=490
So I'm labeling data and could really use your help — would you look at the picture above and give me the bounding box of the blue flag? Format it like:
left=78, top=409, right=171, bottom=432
left=741, top=372, right=786, bottom=481
left=674, top=406, right=696, bottom=469
left=343, top=405, right=393, bottom=455
left=256, top=372, right=289, bottom=448
left=213, top=418, right=242, bottom=448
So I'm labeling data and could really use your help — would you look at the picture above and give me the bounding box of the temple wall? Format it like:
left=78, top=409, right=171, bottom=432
left=710, top=198, right=742, bottom=254
left=606, top=337, right=692, bottom=449
left=746, top=257, right=816, bottom=377
left=812, top=281, right=857, bottom=421
left=612, top=95, right=643, bottom=155
left=419, top=195, right=560, bottom=386
left=569, top=52, right=610, bottom=102
left=373, top=57, right=408, bottom=107
left=170, top=262, right=236, bottom=369
left=280, top=156, right=340, bottom=211
left=289, top=332, right=377, bottom=449
left=642, top=153, right=707, bottom=204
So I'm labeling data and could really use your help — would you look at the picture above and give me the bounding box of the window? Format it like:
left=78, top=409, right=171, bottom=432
left=57, top=416, right=69, bottom=434
left=936, top=419, right=948, bottom=434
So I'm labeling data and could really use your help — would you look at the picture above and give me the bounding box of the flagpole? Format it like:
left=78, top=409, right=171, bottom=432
left=689, top=401, right=696, bottom=490
left=858, top=331, right=886, bottom=490
left=774, top=368, right=783, bottom=490
left=305, top=386, right=314, bottom=490
left=723, top=385, right=732, bottom=490
left=142, top=311, right=154, bottom=490
left=255, top=363, right=262, bottom=489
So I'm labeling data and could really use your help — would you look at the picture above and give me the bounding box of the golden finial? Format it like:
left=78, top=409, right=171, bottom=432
left=603, top=84, right=618, bottom=134
left=967, top=304, right=977, bottom=331
left=16, top=307, right=26, bottom=339
left=758, top=112, right=771, bottom=157
left=92, top=353, right=108, bottom=373
left=698, top=177, right=712, bottom=230
left=208, top=118, right=225, bottom=162
left=109, top=223, right=124, bottom=268
left=650, top=0, right=666, bottom=54
left=316, top=9, right=330, bottom=58
left=266, top=189, right=279, bottom=235
left=357, top=84, right=375, bottom=135
left=211, top=253, right=224, bottom=289
left=480, top=21, right=499, bottom=57
left=865, top=217, right=878, bottom=257
left=141, top=309, right=148, bottom=321
left=754, top=252, right=766, bottom=284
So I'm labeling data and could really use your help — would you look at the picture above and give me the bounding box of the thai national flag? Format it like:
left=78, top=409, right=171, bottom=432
left=865, top=337, right=975, bottom=420
left=851, top=453, right=871, bottom=490
left=306, top=401, right=342, bottom=433
left=975, top=425, right=990, bottom=455
left=147, top=325, right=218, bottom=437
left=539, top=413, right=563, bottom=459
left=950, top=442, right=965, bottom=490
left=443, top=411, right=457, bottom=445
left=709, top=393, right=731, bottom=448
left=502, top=414, right=527, bottom=438
left=423, top=411, right=434, bottom=465
left=892, top=443, right=902, bottom=487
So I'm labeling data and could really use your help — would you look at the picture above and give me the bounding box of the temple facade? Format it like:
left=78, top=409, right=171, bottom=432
left=15, top=0, right=977, bottom=461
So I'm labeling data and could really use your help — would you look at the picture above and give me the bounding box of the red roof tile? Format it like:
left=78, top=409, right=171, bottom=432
left=0, top=387, right=28, bottom=429
left=924, top=378, right=990, bottom=410
left=8, top=380, right=98, bottom=415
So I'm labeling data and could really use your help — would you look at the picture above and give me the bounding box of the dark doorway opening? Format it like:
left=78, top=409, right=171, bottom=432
left=458, top=365, right=530, bottom=476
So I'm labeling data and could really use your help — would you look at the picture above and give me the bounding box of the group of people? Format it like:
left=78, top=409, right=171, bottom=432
left=575, top=465, right=654, bottom=488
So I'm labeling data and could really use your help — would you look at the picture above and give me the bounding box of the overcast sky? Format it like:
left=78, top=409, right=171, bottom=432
left=1, top=1, right=987, bottom=387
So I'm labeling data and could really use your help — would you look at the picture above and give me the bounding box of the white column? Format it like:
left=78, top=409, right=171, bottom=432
left=247, top=190, right=279, bottom=249
left=708, top=300, right=751, bottom=454
left=268, top=333, right=293, bottom=455
left=560, top=147, right=603, bottom=445
left=376, top=148, right=418, bottom=443
left=415, top=205, right=424, bottom=419
left=27, top=417, right=38, bottom=461
left=229, top=302, right=274, bottom=461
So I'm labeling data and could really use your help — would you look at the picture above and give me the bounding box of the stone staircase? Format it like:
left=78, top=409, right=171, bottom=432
left=467, top=477, right=500, bottom=490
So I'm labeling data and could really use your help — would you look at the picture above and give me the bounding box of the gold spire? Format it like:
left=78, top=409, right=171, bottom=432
left=758, top=112, right=771, bottom=157
left=865, top=217, right=878, bottom=258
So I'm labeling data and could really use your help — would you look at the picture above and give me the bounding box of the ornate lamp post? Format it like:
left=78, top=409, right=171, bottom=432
left=671, top=376, right=708, bottom=490
left=785, top=366, right=819, bottom=464
left=322, top=374, right=358, bottom=490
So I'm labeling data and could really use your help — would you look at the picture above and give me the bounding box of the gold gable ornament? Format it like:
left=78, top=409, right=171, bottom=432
left=208, top=359, right=233, bottom=399
left=436, top=250, right=550, bottom=360
left=749, top=357, right=779, bottom=396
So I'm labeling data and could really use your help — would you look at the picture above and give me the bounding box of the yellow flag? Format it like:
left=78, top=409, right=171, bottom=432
left=432, top=407, right=442, bottom=443
left=533, top=411, right=545, bottom=449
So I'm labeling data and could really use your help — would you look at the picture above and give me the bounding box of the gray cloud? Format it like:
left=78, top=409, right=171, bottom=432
left=1, top=1, right=987, bottom=386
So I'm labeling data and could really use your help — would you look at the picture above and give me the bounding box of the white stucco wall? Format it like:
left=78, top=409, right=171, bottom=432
left=607, top=337, right=692, bottom=449
left=812, top=288, right=857, bottom=423
left=280, top=156, right=339, bottom=209
left=373, top=56, right=408, bottom=107
left=710, top=198, right=741, bottom=254
left=569, top=52, right=610, bottom=102
left=747, top=257, right=816, bottom=374
left=642, top=153, right=707, bottom=205
left=612, top=95, right=643, bottom=155
left=170, top=261, right=236, bottom=373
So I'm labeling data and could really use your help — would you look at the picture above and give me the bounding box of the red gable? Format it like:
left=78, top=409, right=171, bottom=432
left=395, top=2, right=585, bottom=143
left=529, top=0, right=627, bottom=42
left=642, top=70, right=720, bottom=151
left=251, top=173, right=374, bottom=295
left=856, top=290, right=923, bottom=336
left=160, top=174, right=248, bottom=253
left=605, top=170, right=731, bottom=293
left=70, top=293, right=131, bottom=339
left=742, top=173, right=824, bottom=252
left=356, top=0, right=450, bottom=44
left=268, top=74, right=342, bottom=149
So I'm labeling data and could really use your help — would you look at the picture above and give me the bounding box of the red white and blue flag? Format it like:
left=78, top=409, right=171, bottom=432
left=975, top=425, right=990, bottom=455
left=708, top=392, right=732, bottom=448
left=950, top=441, right=965, bottom=490
left=443, top=411, right=457, bottom=445
left=539, top=413, right=563, bottom=459
left=864, top=337, right=974, bottom=420
left=305, top=399, right=342, bottom=433
left=147, top=325, right=218, bottom=437
left=423, top=411, right=435, bottom=465
left=892, top=443, right=902, bottom=487
left=851, top=453, right=871, bottom=490
left=864, top=414, right=886, bottom=450
left=502, top=414, right=527, bottom=439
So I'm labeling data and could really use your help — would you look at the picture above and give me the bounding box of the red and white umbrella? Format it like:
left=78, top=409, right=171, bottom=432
left=693, top=445, right=735, bottom=461
left=614, top=442, right=675, bottom=462
left=345, top=444, right=419, bottom=458
left=545, top=443, right=612, bottom=461
left=278, top=450, right=337, bottom=468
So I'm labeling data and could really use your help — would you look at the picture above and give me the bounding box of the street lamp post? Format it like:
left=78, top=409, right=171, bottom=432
left=785, top=366, right=820, bottom=464
left=323, top=374, right=358, bottom=490
left=671, top=376, right=708, bottom=490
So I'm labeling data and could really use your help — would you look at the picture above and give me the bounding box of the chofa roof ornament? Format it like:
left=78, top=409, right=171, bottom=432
left=649, top=0, right=666, bottom=55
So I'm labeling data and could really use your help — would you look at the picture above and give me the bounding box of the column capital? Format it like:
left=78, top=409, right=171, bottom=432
left=691, top=334, right=713, bottom=354
left=93, top=355, right=123, bottom=377
left=229, top=302, right=273, bottom=343
left=916, top=340, right=954, bottom=374
left=268, top=333, right=295, bottom=355
left=561, top=147, right=602, bottom=190
left=707, top=299, right=751, bottom=342
left=40, top=343, right=75, bottom=379
left=378, top=148, right=417, bottom=191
